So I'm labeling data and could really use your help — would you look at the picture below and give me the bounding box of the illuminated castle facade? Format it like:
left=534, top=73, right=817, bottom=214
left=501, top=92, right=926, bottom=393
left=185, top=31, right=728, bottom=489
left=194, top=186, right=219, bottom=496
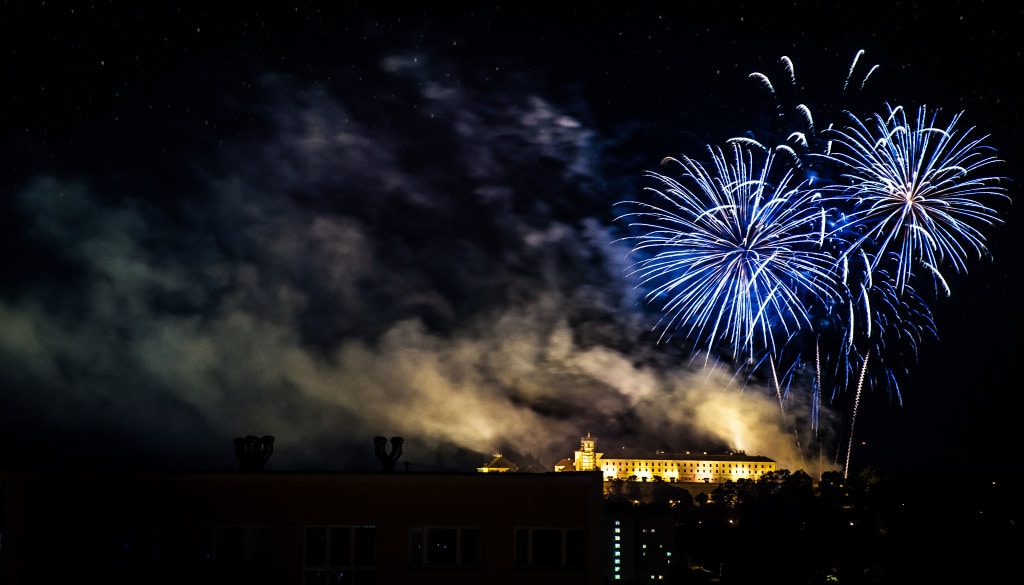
left=555, top=433, right=777, bottom=483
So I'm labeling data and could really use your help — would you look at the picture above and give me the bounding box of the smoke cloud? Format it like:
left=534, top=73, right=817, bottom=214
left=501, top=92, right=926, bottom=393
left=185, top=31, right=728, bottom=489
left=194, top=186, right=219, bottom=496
left=1, top=43, right=837, bottom=474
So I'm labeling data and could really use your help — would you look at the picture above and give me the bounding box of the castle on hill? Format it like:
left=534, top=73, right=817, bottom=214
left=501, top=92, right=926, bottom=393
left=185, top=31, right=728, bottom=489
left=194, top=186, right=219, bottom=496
left=553, top=433, right=777, bottom=484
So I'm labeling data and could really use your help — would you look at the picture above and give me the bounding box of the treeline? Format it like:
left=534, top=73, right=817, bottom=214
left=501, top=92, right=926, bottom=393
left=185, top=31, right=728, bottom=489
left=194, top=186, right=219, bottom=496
left=605, top=467, right=1016, bottom=584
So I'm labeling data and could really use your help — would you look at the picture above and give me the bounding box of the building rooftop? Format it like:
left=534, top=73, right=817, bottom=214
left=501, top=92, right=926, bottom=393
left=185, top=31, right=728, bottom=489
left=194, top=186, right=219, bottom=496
left=600, top=447, right=775, bottom=463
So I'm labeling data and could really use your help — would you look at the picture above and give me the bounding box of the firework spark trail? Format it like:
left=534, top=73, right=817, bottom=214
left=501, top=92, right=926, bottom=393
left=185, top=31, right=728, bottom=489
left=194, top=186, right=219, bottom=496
left=844, top=349, right=869, bottom=480
left=768, top=354, right=805, bottom=468
left=616, top=144, right=840, bottom=365
left=738, top=51, right=878, bottom=168
left=617, top=51, right=1010, bottom=464
left=824, top=104, right=1009, bottom=296
left=814, top=270, right=936, bottom=415
left=813, top=338, right=822, bottom=430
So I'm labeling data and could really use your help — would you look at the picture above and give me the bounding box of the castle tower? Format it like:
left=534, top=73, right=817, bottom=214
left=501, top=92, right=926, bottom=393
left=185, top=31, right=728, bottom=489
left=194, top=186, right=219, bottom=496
left=578, top=432, right=597, bottom=471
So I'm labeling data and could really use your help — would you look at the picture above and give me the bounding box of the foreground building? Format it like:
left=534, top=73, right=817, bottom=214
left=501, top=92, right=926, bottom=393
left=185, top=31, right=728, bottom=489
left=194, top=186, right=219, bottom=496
left=556, top=433, right=777, bottom=483
left=1, top=468, right=605, bottom=585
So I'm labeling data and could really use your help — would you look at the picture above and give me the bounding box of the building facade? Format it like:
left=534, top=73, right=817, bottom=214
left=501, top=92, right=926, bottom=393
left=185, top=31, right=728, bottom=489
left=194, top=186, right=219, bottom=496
left=559, top=433, right=777, bottom=483
left=1, top=469, right=606, bottom=585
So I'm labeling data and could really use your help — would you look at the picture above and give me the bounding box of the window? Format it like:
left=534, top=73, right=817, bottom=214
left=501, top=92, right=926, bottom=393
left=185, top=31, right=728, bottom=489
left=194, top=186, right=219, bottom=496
left=200, top=525, right=270, bottom=568
left=106, top=525, right=163, bottom=569
left=515, top=528, right=586, bottom=569
left=304, top=526, right=376, bottom=585
left=409, top=527, right=480, bottom=567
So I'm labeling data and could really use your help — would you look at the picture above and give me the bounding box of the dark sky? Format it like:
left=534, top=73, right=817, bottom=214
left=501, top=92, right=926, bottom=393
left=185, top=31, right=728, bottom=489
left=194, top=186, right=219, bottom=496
left=1, top=3, right=1020, bottom=474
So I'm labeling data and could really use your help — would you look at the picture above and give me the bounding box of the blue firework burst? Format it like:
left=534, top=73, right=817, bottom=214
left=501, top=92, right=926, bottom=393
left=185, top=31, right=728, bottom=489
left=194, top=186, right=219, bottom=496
left=823, top=104, right=1009, bottom=297
left=616, top=52, right=1011, bottom=459
left=616, top=143, right=840, bottom=364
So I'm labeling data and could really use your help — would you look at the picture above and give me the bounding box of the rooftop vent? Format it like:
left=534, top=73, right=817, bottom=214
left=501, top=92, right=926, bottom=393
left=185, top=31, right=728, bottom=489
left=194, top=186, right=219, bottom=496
left=234, top=435, right=275, bottom=471
left=374, top=436, right=404, bottom=472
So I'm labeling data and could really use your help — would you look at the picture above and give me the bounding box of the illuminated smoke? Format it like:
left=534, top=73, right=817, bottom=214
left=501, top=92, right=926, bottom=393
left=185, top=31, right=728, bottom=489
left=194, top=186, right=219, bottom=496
left=0, top=48, right=835, bottom=473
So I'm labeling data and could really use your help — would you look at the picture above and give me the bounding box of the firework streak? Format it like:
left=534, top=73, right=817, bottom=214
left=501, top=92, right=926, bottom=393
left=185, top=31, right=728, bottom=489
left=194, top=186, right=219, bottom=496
left=615, top=52, right=1010, bottom=459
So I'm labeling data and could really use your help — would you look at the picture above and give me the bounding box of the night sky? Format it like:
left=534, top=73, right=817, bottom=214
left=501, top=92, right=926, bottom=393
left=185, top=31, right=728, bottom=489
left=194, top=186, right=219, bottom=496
left=1, top=3, right=1020, bottom=475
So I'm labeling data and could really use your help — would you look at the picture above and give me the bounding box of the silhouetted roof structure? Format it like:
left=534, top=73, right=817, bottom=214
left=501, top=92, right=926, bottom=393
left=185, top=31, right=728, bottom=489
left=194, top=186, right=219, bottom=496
left=478, top=452, right=520, bottom=472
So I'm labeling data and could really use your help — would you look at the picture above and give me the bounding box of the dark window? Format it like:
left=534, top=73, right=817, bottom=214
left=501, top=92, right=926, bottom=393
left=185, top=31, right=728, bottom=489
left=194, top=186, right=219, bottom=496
left=353, top=526, right=375, bottom=566
left=409, top=527, right=480, bottom=567
left=306, top=527, right=327, bottom=566
left=515, top=528, right=586, bottom=569
left=304, top=569, right=377, bottom=585
left=330, top=527, right=351, bottom=565
left=532, top=529, right=561, bottom=567
left=565, top=529, right=586, bottom=568
left=305, top=526, right=376, bottom=585
left=428, top=528, right=457, bottom=565
left=205, top=525, right=270, bottom=568
left=111, top=525, right=163, bottom=568
left=461, top=530, right=481, bottom=566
